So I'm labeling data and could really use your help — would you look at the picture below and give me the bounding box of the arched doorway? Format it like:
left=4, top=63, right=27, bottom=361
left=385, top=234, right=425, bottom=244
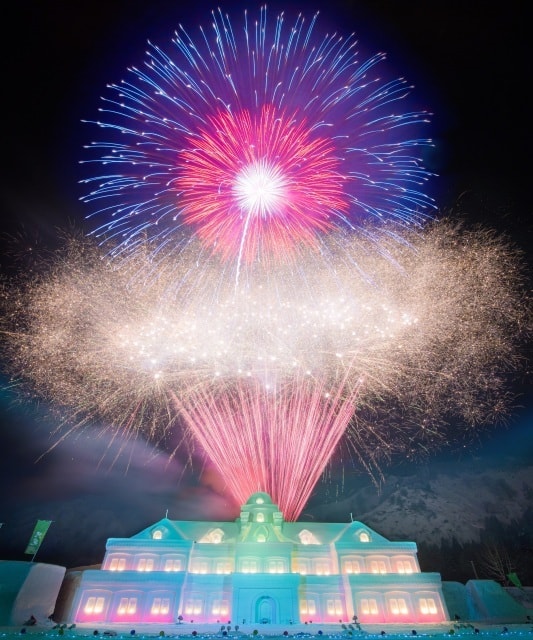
left=255, top=596, right=277, bottom=624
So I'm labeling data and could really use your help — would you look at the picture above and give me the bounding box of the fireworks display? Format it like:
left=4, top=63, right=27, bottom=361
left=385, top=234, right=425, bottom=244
left=2, top=222, right=528, bottom=519
left=0, top=7, right=529, bottom=522
left=81, top=7, right=435, bottom=270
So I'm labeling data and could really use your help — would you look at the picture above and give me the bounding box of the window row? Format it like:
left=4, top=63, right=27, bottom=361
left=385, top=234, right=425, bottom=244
left=78, top=589, right=442, bottom=624
left=358, top=595, right=439, bottom=618
left=81, top=592, right=176, bottom=621
left=105, top=554, right=416, bottom=575
left=107, top=556, right=185, bottom=572
left=184, top=598, right=229, bottom=617
left=342, top=557, right=415, bottom=575
left=300, top=597, right=343, bottom=620
left=80, top=591, right=231, bottom=623
left=298, top=592, right=440, bottom=622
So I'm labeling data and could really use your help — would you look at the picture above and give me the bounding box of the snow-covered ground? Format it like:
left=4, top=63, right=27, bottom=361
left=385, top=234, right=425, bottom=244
left=1, top=622, right=532, bottom=640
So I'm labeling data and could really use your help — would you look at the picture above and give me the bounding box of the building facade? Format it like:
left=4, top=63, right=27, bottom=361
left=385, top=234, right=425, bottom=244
left=68, top=492, right=449, bottom=625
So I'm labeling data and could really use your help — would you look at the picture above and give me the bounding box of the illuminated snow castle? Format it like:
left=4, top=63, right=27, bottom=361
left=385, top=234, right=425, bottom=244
left=68, top=492, right=449, bottom=625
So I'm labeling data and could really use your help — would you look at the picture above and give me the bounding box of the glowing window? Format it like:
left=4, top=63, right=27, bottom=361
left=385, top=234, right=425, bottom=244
left=215, top=560, right=231, bottom=574
left=343, top=559, right=361, bottom=574
left=419, top=598, right=437, bottom=615
left=298, top=529, right=319, bottom=545
left=256, top=497, right=264, bottom=504
left=117, top=598, right=137, bottom=615
left=151, top=598, right=170, bottom=615
left=314, top=560, right=330, bottom=575
left=300, top=599, right=316, bottom=615
left=359, top=532, right=370, bottom=542
left=212, top=599, right=229, bottom=616
left=360, top=599, right=379, bottom=615
left=294, top=558, right=309, bottom=574
left=256, top=513, right=265, bottom=523
left=256, top=533, right=266, bottom=542
left=109, top=557, right=126, bottom=571
left=152, top=530, right=163, bottom=540
left=164, top=558, right=182, bottom=572
left=396, top=560, right=413, bottom=574
left=137, top=558, right=154, bottom=572
left=84, top=596, right=105, bottom=614
left=199, top=528, right=225, bottom=544
left=241, top=559, right=258, bottom=573
left=268, top=559, right=285, bottom=573
left=389, top=598, right=408, bottom=615
left=326, top=599, right=343, bottom=616
left=191, top=560, right=209, bottom=574
left=185, top=599, right=203, bottom=615
left=370, top=560, right=387, bottom=574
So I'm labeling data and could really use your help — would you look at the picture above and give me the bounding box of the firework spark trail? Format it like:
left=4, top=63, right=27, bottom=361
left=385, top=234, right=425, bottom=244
left=172, top=375, right=362, bottom=521
left=2, top=222, right=529, bottom=518
left=81, top=7, right=435, bottom=270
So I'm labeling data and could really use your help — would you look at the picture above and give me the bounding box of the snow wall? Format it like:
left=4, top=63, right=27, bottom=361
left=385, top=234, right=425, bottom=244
left=0, top=560, right=66, bottom=625
left=464, top=580, right=529, bottom=623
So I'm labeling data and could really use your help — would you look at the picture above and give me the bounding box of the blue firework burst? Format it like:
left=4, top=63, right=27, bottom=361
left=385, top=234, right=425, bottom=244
left=81, top=7, right=436, bottom=263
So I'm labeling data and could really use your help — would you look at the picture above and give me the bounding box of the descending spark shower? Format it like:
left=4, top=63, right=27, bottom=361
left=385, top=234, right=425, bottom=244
left=1, top=8, right=529, bottom=520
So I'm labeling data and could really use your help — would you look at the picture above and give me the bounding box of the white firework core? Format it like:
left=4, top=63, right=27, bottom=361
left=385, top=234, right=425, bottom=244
left=233, top=160, right=288, bottom=218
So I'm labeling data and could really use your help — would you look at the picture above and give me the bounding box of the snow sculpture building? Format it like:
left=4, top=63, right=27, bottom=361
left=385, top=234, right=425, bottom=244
left=68, top=492, right=449, bottom=625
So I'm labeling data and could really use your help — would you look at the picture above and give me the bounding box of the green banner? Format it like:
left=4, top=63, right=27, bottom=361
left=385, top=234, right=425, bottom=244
left=507, top=572, right=522, bottom=588
left=24, top=520, right=52, bottom=555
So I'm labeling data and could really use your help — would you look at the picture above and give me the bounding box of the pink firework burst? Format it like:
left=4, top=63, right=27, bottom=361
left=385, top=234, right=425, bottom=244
left=178, top=105, right=346, bottom=263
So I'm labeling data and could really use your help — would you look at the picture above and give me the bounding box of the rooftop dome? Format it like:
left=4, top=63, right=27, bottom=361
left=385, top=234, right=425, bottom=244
left=245, top=492, right=274, bottom=506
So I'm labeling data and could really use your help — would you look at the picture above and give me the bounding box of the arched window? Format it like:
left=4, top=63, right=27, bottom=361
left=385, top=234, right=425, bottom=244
left=241, top=558, right=259, bottom=573
left=164, top=558, right=182, bottom=572
left=342, top=557, right=362, bottom=574
left=298, top=529, right=319, bottom=544
left=84, top=595, right=106, bottom=614
left=419, top=597, right=437, bottom=614
left=199, top=527, right=225, bottom=543
left=137, top=557, right=155, bottom=572
left=108, top=557, right=127, bottom=571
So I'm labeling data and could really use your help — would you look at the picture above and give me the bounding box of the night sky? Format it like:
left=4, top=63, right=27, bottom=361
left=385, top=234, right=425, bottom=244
left=1, top=1, right=531, bottom=574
